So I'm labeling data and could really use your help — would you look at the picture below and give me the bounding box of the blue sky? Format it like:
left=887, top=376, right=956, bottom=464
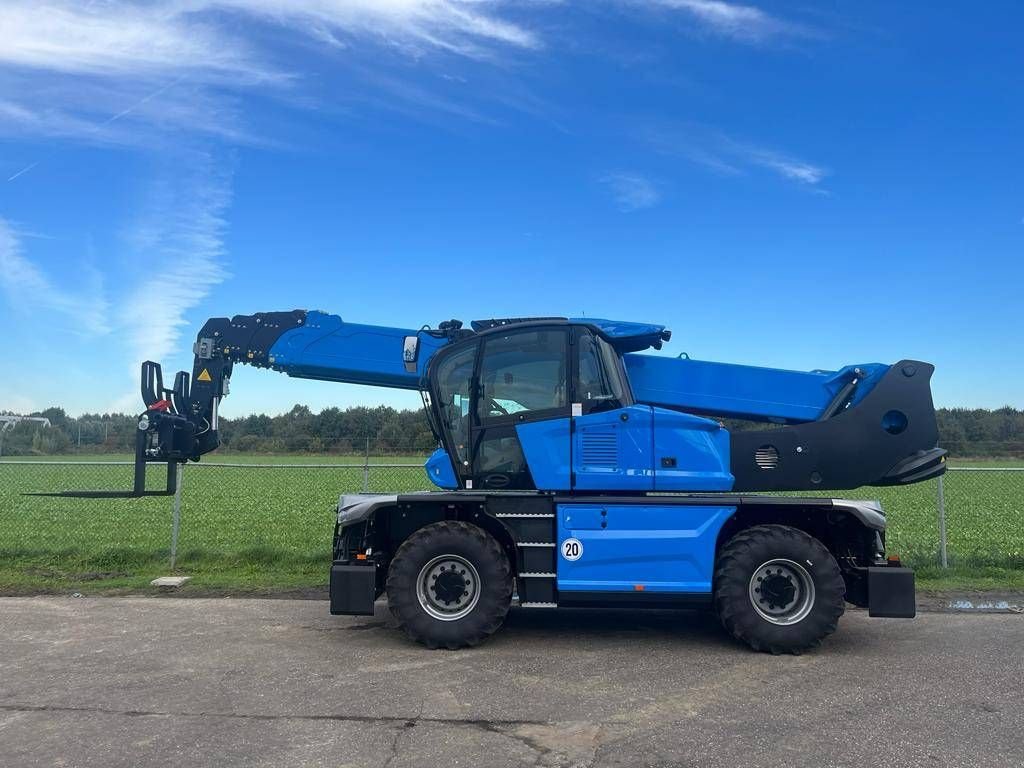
left=1, top=1, right=1021, bottom=417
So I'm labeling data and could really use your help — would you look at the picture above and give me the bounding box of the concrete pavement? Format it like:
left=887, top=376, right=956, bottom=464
left=0, top=597, right=1021, bottom=767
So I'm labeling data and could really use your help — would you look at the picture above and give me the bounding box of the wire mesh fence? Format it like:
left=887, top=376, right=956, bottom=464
left=933, top=469, right=1024, bottom=569
left=0, top=460, right=1021, bottom=589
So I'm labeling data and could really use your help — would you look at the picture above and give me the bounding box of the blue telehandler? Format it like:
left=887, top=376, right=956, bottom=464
left=58, top=310, right=946, bottom=652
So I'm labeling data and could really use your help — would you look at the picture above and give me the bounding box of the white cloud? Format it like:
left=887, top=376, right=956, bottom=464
left=720, top=136, right=827, bottom=185
left=1, top=153, right=234, bottom=411
left=641, top=0, right=806, bottom=43
left=0, top=3, right=266, bottom=81
left=0, top=217, right=110, bottom=336
left=0, top=1, right=539, bottom=145
left=118, top=151, right=234, bottom=373
left=741, top=146, right=826, bottom=184
left=599, top=172, right=662, bottom=211
left=1, top=2, right=539, bottom=407
left=645, top=124, right=827, bottom=187
left=0, top=1, right=536, bottom=82
left=6, top=161, right=38, bottom=182
left=0, top=0, right=828, bottom=410
left=0, top=1, right=815, bottom=148
left=0, top=80, right=257, bottom=151
left=207, top=0, right=539, bottom=56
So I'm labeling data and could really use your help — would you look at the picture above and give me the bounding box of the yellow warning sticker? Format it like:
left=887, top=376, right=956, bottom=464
left=197, top=369, right=212, bottom=382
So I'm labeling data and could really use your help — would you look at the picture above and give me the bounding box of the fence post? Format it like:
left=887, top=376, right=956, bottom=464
left=937, top=474, right=948, bottom=569
left=170, top=463, right=183, bottom=570
left=362, top=436, right=370, bottom=493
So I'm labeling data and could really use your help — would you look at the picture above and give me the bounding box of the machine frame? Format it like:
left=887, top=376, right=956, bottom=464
left=38, top=309, right=943, bottom=652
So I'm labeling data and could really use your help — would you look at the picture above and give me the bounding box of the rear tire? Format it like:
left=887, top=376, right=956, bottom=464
left=386, top=521, right=512, bottom=649
left=714, top=524, right=845, bottom=654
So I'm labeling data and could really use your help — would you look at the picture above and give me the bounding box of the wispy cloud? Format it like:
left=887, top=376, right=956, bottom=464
left=0, top=1, right=818, bottom=147
left=739, top=145, right=826, bottom=185
left=645, top=123, right=827, bottom=187
left=6, top=161, right=37, bottom=182
left=0, top=1, right=536, bottom=82
left=1, top=151, right=235, bottom=414
left=0, top=73, right=258, bottom=181
left=1, top=0, right=829, bottom=413
left=599, top=172, right=662, bottom=211
left=0, top=77, right=255, bottom=152
left=119, top=151, right=234, bottom=372
left=0, top=1, right=540, bottom=144
left=0, top=3, right=265, bottom=81
left=638, top=0, right=809, bottom=43
left=1, top=2, right=541, bottom=410
left=0, top=217, right=110, bottom=335
left=209, top=0, right=540, bottom=57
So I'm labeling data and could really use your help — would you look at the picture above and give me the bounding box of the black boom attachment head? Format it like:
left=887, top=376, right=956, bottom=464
left=28, top=361, right=204, bottom=498
left=730, top=360, right=947, bottom=492
left=30, top=311, right=308, bottom=499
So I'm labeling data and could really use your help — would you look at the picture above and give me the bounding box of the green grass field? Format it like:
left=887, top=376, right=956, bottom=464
left=1, top=458, right=1022, bottom=594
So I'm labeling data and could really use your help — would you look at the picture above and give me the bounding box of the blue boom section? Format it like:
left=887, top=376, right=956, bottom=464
left=266, top=311, right=450, bottom=390
left=624, top=354, right=889, bottom=424
left=557, top=503, right=735, bottom=593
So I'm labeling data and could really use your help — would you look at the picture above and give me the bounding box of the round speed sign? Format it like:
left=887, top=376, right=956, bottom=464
left=561, top=538, right=583, bottom=561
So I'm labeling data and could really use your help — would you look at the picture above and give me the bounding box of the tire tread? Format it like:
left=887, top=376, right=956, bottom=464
left=386, top=520, right=512, bottom=649
left=714, top=524, right=845, bottom=654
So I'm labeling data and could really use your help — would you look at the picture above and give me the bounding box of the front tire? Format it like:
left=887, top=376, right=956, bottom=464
left=714, top=524, right=845, bottom=654
left=386, top=521, right=512, bottom=649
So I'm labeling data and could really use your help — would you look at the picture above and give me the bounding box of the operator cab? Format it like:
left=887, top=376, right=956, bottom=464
left=430, top=322, right=631, bottom=490
left=425, top=319, right=733, bottom=493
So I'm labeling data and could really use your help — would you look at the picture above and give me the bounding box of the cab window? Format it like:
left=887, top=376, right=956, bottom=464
left=478, top=330, right=567, bottom=420
left=577, top=331, right=625, bottom=409
left=434, top=344, right=476, bottom=465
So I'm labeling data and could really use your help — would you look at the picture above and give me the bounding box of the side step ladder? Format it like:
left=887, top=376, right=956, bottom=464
left=494, top=512, right=559, bottom=607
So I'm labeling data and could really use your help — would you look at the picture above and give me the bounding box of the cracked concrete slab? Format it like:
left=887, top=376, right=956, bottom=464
left=0, top=597, right=1021, bottom=767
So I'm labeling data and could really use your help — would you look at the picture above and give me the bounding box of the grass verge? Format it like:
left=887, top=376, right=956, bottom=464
left=3, top=458, right=1022, bottom=595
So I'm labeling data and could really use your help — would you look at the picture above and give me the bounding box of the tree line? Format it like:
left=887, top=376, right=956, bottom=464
left=1, top=404, right=1022, bottom=458
left=0, top=405, right=436, bottom=457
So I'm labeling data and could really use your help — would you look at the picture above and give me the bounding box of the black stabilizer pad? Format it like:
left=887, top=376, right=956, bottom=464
left=329, top=563, right=377, bottom=616
left=868, top=566, right=916, bottom=618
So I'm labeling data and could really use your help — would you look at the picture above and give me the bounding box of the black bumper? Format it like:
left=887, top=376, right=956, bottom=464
left=867, top=566, right=916, bottom=618
left=329, top=562, right=377, bottom=616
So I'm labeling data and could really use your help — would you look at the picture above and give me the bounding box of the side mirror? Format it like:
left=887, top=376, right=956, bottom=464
left=403, top=335, right=420, bottom=373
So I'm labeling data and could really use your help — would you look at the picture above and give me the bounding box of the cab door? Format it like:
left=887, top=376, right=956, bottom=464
left=431, top=341, right=479, bottom=487
left=471, top=327, right=571, bottom=490
left=570, top=329, right=654, bottom=491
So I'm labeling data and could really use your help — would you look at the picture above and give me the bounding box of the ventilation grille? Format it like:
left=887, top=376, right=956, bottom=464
left=755, top=445, right=780, bottom=470
left=581, top=429, right=618, bottom=468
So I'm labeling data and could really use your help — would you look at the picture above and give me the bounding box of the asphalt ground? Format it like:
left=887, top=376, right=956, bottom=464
left=1, top=597, right=1021, bottom=768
